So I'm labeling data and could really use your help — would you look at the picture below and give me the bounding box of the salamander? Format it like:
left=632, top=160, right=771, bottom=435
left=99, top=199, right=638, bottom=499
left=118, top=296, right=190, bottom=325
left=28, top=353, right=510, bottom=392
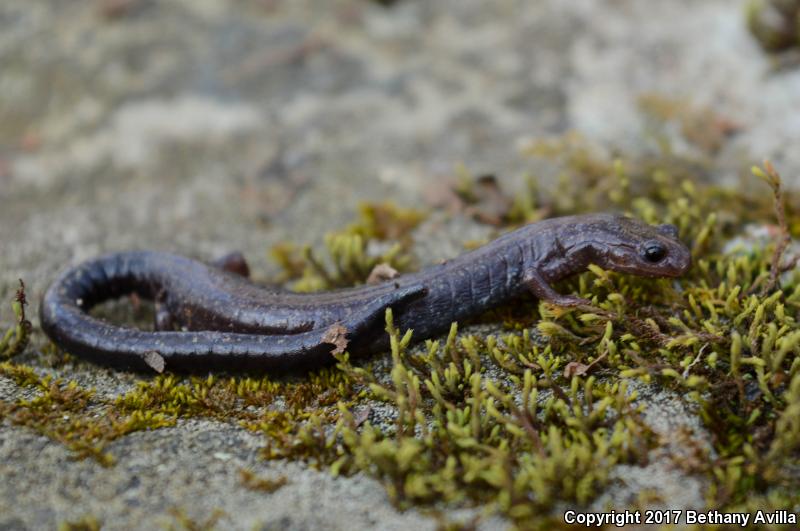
left=39, top=213, right=691, bottom=372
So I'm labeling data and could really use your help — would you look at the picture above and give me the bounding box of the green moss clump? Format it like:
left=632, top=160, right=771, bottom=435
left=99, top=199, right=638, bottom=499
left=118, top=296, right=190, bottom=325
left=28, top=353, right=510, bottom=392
left=0, top=363, right=172, bottom=465
left=1, top=353, right=360, bottom=466
left=331, top=314, right=654, bottom=519
left=58, top=515, right=102, bottom=531
left=166, top=508, right=226, bottom=531
left=238, top=468, right=288, bottom=493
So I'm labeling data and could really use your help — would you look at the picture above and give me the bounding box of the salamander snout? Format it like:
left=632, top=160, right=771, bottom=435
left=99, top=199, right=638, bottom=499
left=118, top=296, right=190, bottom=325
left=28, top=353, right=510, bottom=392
left=593, top=217, right=692, bottom=278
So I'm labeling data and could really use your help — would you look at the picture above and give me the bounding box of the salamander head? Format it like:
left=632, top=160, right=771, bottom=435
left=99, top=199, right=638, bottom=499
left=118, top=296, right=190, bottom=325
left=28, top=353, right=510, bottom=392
left=587, top=214, right=692, bottom=278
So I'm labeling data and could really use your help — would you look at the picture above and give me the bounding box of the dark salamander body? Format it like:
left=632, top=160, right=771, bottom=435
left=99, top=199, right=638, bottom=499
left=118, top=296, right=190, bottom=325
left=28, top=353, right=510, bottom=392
left=40, top=214, right=691, bottom=372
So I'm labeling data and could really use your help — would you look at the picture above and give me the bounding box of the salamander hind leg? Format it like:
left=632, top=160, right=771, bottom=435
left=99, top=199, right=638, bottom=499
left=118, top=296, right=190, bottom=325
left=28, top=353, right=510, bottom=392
left=337, top=284, right=428, bottom=339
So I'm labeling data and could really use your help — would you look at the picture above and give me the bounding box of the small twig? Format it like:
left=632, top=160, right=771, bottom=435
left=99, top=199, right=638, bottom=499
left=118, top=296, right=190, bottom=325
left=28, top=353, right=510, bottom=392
left=15, top=279, right=27, bottom=322
left=585, top=348, right=608, bottom=372
left=623, top=349, right=671, bottom=373
left=2, top=279, right=32, bottom=360
left=779, top=254, right=800, bottom=274
left=682, top=343, right=708, bottom=379
left=564, top=349, right=609, bottom=379
left=508, top=381, right=546, bottom=456
left=510, top=406, right=545, bottom=457
left=586, top=302, right=675, bottom=348
left=544, top=378, right=572, bottom=408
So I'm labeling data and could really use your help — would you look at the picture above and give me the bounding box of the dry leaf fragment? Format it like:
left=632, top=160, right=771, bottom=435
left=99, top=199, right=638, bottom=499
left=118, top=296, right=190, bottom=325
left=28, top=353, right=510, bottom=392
left=143, top=351, right=165, bottom=373
left=322, top=323, right=349, bottom=355
left=563, top=361, right=590, bottom=378
left=366, top=263, right=399, bottom=284
left=563, top=349, right=609, bottom=378
left=353, top=406, right=372, bottom=427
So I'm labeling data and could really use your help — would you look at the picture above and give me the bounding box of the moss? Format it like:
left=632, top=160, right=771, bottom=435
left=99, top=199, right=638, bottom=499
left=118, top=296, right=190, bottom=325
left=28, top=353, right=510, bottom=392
left=0, top=280, right=32, bottom=360
left=0, top=355, right=359, bottom=466
left=238, top=468, right=288, bottom=493
left=0, top=363, right=168, bottom=465
left=166, top=508, right=226, bottom=531
left=432, top=514, right=481, bottom=531
left=323, top=314, right=656, bottom=524
left=58, top=516, right=102, bottom=531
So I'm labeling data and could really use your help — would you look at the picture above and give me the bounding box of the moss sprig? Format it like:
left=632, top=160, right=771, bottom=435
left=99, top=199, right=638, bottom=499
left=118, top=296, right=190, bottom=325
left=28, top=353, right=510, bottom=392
left=0, top=279, right=32, bottom=360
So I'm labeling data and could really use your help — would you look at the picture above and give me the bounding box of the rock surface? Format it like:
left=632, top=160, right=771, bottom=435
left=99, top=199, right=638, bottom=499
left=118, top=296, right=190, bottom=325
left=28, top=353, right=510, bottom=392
left=1, top=0, right=798, bottom=529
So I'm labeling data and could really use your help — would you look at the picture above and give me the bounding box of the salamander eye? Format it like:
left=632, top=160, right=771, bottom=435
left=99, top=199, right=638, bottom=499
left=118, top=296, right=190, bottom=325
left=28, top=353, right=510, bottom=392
left=642, top=241, right=667, bottom=263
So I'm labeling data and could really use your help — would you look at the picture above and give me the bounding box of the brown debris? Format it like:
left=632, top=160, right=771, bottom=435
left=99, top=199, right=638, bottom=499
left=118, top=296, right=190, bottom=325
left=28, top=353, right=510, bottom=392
left=18, top=131, right=41, bottom=152
left=321, top=323, right=349, bottom=355
left=352, top=406, right=372, bottom=427
left=563, top=361, right=590, bottom=378
left=228, top=35, right=329, bottom=83
left=143, top=351, right=165, bottom=373
left=239, top=469, right=288, bottom=493
left=366, top=263, right=399, bottom=284
left=563, top=349, right=608, bottom=378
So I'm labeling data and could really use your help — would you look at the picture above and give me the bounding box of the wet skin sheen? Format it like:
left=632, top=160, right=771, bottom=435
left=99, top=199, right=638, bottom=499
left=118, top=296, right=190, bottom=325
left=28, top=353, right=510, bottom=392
left=40, top=214, right=691, bottom=372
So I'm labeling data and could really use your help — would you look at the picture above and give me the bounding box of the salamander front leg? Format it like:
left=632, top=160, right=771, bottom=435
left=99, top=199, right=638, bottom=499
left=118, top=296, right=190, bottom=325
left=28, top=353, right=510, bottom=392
left=522, top=269, right=590, bottom=307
